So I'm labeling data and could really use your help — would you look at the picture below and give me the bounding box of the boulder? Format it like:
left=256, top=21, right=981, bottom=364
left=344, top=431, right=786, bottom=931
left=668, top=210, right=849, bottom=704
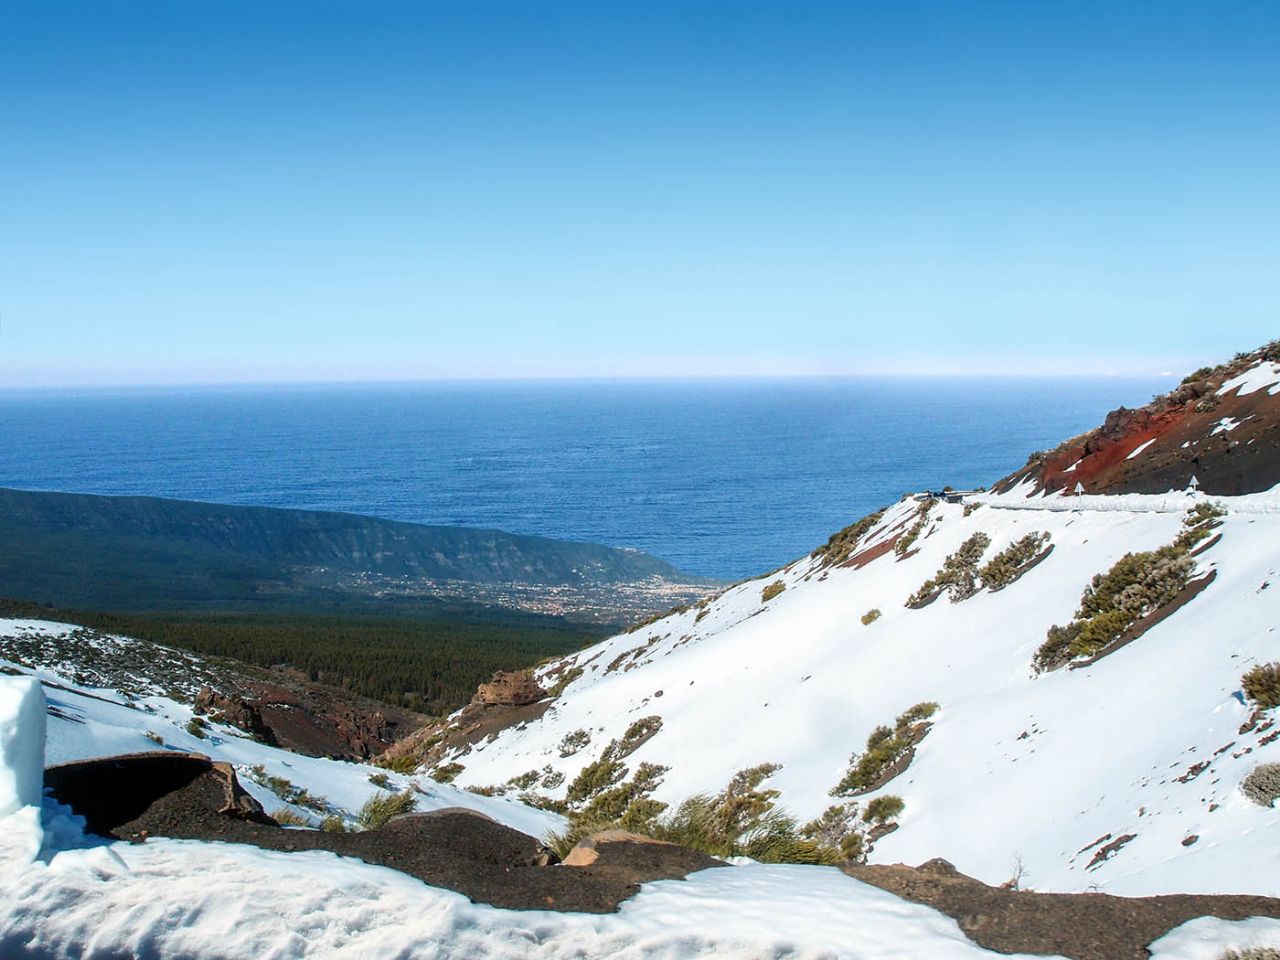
left=562, top=830, right=724, bottom=884
left=474, top=671, right=547, bottom=707
left=193, top=687, right=276, bottom=745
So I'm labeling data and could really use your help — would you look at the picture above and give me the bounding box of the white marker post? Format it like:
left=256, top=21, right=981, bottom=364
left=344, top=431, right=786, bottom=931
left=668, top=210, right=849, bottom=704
left=1074, top=481, right=1084, bottom=510
left=1188, top=474, right=1200, bottom=496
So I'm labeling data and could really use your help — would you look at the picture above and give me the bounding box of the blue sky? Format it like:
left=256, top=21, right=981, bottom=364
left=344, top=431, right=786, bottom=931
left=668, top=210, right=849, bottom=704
left=1, top=1, right=1277, bottom=386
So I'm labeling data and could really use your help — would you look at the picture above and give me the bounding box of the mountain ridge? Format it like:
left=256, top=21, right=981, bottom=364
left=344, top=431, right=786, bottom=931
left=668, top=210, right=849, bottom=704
left=0, top=487, right=713, bottom=620
left=419, top=346, right=1280, bottom=897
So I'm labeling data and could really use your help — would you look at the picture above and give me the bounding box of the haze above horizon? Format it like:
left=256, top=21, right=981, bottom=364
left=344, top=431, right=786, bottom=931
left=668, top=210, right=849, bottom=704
left=2, top=1, right=1277, bottom=387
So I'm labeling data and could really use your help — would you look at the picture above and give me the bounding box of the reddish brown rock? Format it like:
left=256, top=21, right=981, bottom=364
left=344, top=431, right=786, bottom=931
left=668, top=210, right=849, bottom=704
left=194, top=687, right=276, bottom=745
left=474, top=671, right=547, bottom=707
left=993, top=343, right=1280, bottom=498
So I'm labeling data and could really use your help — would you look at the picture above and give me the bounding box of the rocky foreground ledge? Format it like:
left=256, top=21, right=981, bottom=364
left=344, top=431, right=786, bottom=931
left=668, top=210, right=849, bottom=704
left=38, top=750, right=1280, bottom=958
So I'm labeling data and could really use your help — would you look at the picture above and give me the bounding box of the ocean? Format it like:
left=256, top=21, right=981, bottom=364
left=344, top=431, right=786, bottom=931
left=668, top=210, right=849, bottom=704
left=0, top=377, right=1164, bottom=580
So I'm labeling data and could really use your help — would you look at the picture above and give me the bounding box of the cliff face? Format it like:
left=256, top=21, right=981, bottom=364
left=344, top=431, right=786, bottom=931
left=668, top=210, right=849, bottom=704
left=994, top=342, right=1280, bottom=498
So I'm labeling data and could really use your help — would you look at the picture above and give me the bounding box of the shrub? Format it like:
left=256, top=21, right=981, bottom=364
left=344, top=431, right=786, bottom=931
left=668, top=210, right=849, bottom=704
left=1033, top=622, right=1080, bottom=672
left=862, top=795, right=905, bottom=825
left=271, top=807, right=309, bottom=826
left=963, top=502, right=982, bottom=517
left=833, top=703, right=936, bottom=795
left=357, top=789, right=417, bottom=830
left=547, top=762, right=672, bottom=857
left=143, top=731, right=165, bottom=746
left=861, top=609, right=882, bottom=626
left=245, top=766, right=330, bottom=813
left=1035, top=536, right=1197, bottom=670
left=978, top=532, right=1051, bottom=591
left=431, top=762, right=463, bottom=784
left=801, top=802, right=866, bottom=863
left=576, top=761, right=670, bottom=826
left=320, top=815, right=350, bottom=833
left=546, top=665, right=583, bottom=699
left=1182, top=366, right=1215, bottom=384
left=185, top=717, right=208, bottom=739
left=558, top=728, right=591, bottom=757
left=507, top=769, right=541, bottom=791
left=660, top=765, right=832, bottom=865
left=1218, top=948, right=1280, bottom=960
left=895, top=500, right=934, bottom=557
left=540, top=765, right=565, bottom=789
left=1243, top=663, right=1280, bottom=710
left=1242, top=763, right=1280, bottom=808
left=761, top=580, right=786, bottom=603
left=614, top=716, right=663, bottom=757
left=375, top=754, right=419, bottom=774
left=907, top=533, right=990, bottom=606
left=565, top=755, right=626, bottom=804
left=812, top=509, right=886, bottom=567
left=367, top=772, right=391, bottom=789
left=1175, top=502, right=1227, bottom=550
left=550, top=762, right=835, bottom=865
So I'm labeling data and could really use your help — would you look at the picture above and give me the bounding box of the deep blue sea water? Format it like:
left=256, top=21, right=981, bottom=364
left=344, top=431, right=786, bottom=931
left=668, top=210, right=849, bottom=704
left=0, top=378, right=1164, bottom=580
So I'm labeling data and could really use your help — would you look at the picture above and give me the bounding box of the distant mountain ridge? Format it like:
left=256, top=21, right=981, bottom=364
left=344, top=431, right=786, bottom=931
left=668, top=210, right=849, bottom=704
left=995, top=339, right=1280, bottom=497
left=0, top=487, right=711, bottom=616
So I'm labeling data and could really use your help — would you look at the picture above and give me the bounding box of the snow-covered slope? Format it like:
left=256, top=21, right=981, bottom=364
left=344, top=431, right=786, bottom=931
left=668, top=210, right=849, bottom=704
left=1, top=672, right=1079, bottom=960
left=440, top=484, right=1280, bottom=896
left=0, top=619, right=562, bottom=839
left=7, top=671, right=1279, bottom=959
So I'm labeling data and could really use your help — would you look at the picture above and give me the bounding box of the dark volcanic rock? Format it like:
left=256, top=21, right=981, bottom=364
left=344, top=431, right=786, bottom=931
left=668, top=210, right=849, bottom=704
left=849, top=860, right=1280, bottom=960
left=994, top=344, right=1280, bottom=498
left=43, top=753, right=719, bottom=913
left=194, top=687, right=276, bottom=745
left=43, top=752, right=274, bottom=835
left=562, top=830, right=725, bottom=885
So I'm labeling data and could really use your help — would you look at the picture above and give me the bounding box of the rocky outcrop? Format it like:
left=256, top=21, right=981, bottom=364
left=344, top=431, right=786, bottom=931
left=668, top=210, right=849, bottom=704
left=193, top=687, right=275, bottom=744
left=190, top=680, right=424, bottom=761
left=475, top=671, right=547, bottom=707
left=995, top=341, right=1280, bottom=498
left=44, top=752, right=720, bottom=914
left=381, top=672, right=551, bottom=770
left=562, top=830, right=724, bottom=884
left=848, top=859, right=1280, bottom=960
left=43, top=752, right=274, bottom=837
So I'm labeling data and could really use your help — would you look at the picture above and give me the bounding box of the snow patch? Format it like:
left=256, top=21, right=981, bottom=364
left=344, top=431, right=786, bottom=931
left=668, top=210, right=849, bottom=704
left=1126, top=438, right=1157, bottom=461
left=1212, top=417, right=1243, bottom=436
left=0, top=676, right=45, bottom=818
left=1149, top=916, right=1280, bottom=960
left=1218, top=361, right=1280, bottom=398
left=0, top=831, right=1060, bottom=960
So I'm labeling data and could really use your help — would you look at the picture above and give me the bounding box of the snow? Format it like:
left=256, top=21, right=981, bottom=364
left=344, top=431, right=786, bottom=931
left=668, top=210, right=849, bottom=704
left=1212, top=417, right=1244, bottom=435
left=1218, top=361, right=1280, bottom=397
left=0, top=625, right=564, bottom=840
left=452, top=490, right=1280, bottom=896
left=0, top=670, right=1064, bottom=960
left=0, top=675, right=45, bottom=818
left=1150, top=917, right=1280, bottom=959
left=0, top=829, right=1065, bottom=959
left=0, top=676, right=46, bottom=866
left=1126, top=437, right=1157, bottom=460
left=4, top=482, right=1280, bottom=956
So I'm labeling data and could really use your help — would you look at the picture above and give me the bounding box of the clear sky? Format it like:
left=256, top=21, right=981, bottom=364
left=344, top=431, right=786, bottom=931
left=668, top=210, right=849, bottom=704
left=2, top=1, right=1277, bottom=386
